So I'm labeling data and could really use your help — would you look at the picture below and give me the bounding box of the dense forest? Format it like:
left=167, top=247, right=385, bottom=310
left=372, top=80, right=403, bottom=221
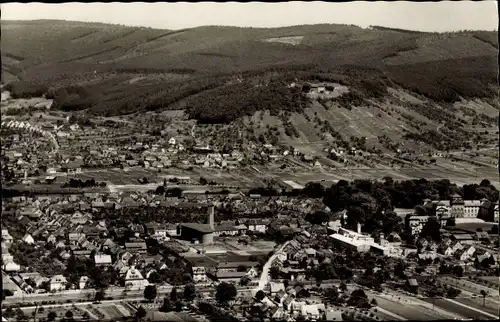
left=185, top=80, right=310, bottom=123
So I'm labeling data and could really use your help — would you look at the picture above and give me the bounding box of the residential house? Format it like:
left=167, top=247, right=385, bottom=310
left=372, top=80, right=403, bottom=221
left=3, top=261, right=21, bottom=272
left=216, top=261, right=259, bottom=273
left=456, top=249, right=473, bottom=262
left=301, top=304, right=324, bottom=320
left=214, top=223, right=239, bottom=237
left=1, top=229, right=14, bottom=244
left=270, top=282, right=286, bottom=295
left=125, top=240, right=147, bottom=254
left=49, top=275, right=67, bottom=291
left=22, top=233, right=35, bottom=244
left=213, top=271, right=247, bottom=283
left=47, top=234, right=57, bottom=244
left=124, top=266, right=148, bottom=289
left=438, top=244, right=454, bottom=256
left=192, top=266, right=209, bottom=283
left=94, top=254, right=113, bottom=267
left=451, top=233, right=474, bottom=245
left=246, top=219, right=267, bottom=233
left=79, top=276, right=89, bottom=289
left=68, top=233, right=86, bottom=245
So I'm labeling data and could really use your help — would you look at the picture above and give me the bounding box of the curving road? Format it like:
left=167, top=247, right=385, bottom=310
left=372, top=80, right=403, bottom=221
left=254, top=240, right=291, bottom=294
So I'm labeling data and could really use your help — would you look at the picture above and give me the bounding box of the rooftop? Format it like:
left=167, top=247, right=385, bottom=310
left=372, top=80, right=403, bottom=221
left=180, top=223, right=214, bottom=234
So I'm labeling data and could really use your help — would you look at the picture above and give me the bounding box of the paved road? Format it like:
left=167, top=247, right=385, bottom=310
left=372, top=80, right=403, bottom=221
left=255, top=241, right=291, bottom=293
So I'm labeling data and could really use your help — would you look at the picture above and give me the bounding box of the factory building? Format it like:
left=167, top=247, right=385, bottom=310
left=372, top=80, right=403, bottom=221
left=179, top=206, right=215, bottom=244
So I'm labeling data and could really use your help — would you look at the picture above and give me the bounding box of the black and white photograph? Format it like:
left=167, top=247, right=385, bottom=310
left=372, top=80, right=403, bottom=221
left=1, top=1, right=499, bottom=322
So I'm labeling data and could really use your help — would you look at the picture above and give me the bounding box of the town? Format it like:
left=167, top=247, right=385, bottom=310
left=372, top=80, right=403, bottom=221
left=2, top=114, right=500, bottom=321
left=2, top=3, right=500, bottom=322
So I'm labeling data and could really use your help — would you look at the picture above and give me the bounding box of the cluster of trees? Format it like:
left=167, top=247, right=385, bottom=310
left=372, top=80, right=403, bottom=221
left=387, top=55, right=497, bottom=102
left=154, top=186, right=183, bottom=197
left=65, top=255, right=118, bottom=289
left=185, top=80, right=310, bottom=124
left=3, top=105, right=48, bottom=116
left=9, top=241, right=65, bottom=277
left=300, top=178, right=499, bottom=235
left=63, top=178, right=106, bottom=188
left=4, top=81, right=48, bottom=98
left=68, top=113, right=93, bottom=127
left=48, top=86, right=96, bottom=111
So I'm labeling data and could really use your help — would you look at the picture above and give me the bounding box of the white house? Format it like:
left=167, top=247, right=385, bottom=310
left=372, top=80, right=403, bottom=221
left=49, top=275, right=67, bottom=291
left=79, top=276, right=89, bottom=289
left=94, top=254, right=112, bottom=267
left=192, top=266, right=209, bottom=283
left=246, top=219, right=267, bottom=233
left=124, top=266, right=148, bottom=290
left=3, top=261, right=21, bottom=272
left=1, top=229, right=13, bottom=244
left=22, top=234, right=35, bottom=245
left=168, top=137, right=176, bottom=145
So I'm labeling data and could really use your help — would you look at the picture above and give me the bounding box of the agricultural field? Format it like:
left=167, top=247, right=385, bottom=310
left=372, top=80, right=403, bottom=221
left=18, top=302, right=135, bottom=321
left=67, top=168, right=161, bottom=185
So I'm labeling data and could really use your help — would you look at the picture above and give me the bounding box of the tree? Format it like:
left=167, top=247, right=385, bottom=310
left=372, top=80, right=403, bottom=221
left=255, top=290, right=266, bottom=301
left=170, top=287, right=178, bottom=302
left=144, top=285, right=157, bottom=302
left=237, top=265, right=247, bottom=272
left=240, top=276, right=251, bottom=286
left=155, top=185, right=165, bottom=195
left=135, top=306, right=147, bottom=321
left=216, top=282, right=238, bottom=306
left=270, top=266, right=280, bottom=280
left=446, top=287, right=461, bottom=299
left=64, top=310, right=74, bottom=321
left=183, top=283, right=196, bottom=301
left=159, top=297, right=173, bottom=312
left=348, top=289, right=370, bottom=308
left=370, top=298, right=378, bottom=306
left=95, top=289, right=105, bottom=302
left=16, top=309, right=27, bottom=322
left=305, top=211, right=329, bottom=225
left=47, top=311, right=57, bottom=322
left=419, top=216, right=442, bottom=242
left=339, top=282, right=347, bottom=293
left=324, top=287, right=339, bottom=303
left=302, top=182, right=325, bottom=199
left=480, top=290, right=488, bottom=307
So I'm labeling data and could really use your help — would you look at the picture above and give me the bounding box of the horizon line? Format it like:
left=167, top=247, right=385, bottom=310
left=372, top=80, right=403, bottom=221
left=2, top=18, right=497, bottom=33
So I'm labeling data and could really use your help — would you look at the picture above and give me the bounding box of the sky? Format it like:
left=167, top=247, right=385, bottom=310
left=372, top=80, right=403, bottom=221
left=1, top=1, right=498, bottom=32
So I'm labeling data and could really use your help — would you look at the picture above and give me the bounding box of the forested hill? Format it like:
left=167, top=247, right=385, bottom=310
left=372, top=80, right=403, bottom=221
left=2, top=20, right=498, bottom=124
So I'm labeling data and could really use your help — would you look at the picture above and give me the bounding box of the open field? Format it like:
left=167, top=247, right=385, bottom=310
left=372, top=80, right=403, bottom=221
left=67, top=168, right=160, bottom=185
left=15, top=301, right=135, bottom=321
left=439, top=277, right=500, bottom=299
left=478, top=276, right=500, bottom=286
left=46, top=162, right=500, bottom=189
left=453, top=296, right=500, bottom=317
left=372, top=296, right=441, bottom=321
left=421, top=298, right=496, bottom=320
